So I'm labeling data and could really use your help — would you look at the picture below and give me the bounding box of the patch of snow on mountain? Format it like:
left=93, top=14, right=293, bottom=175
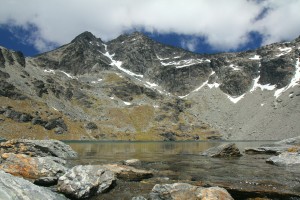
left=276, top=47, right=292, bottom=57
left=100, top=44, right=143, bottom=78
left=274, top=58, right=300, bottom=98
left=91, top=79, right=102, bottom=84
left=161, top=58, right=210, bottom=68
left=44, top=69, right=55, bottom=74
left=228, top=64, right=240, bottom=71
left=226, top=94, right=245, bottom=104
left=145, top=81, right=158, bottom=88
left=250, top=76, right=276, bottom=92
left=156, top=55, right=170, bottom=61
left=123, top=101, right=132, bottom=106
left=59, top=71, right=78, bottom=79
left=249, top=55, right=261, bottom=60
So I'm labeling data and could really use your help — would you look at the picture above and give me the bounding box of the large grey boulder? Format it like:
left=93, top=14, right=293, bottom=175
left=149, top=183, right=233, bottom=200
left=245, top=136, right=300, bottom=155
left=102, top=164, right=153, bottom=181
left=57, top=165, right=116, bottom=199
left=0, top=153, right=67, bottom=181
left=266, top=152, right=300, bottom=166
left=0, top=139, right=77, bottom=158
left=201, top=143, right=242, bottom=157
left=0, top=170, right=67, bottom=200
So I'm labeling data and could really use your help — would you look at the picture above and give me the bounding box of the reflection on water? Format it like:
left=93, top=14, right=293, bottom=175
left=65, top=141, right=300, bottom=199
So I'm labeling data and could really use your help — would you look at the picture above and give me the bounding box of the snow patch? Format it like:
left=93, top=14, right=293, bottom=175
left=145, top=81, right=158, bottom=88
left=249, top=55, right=261, bottom=60
left=123, top=101, right=132, bottom=106
left=228, top=64, right=240, bottom=71
left=100, top=45, right=143, bottom=78
left=110, top=96, right=114, bottom=100
left=44, top=69, right=55, bottom=74
left=207, top=82, right=220, bottom=89
left=250, top=76, right=276, bottom=92
left=59, top=71, right=78, bottom=79
left=161, top=58, right=210, bottom=68
left=276, top=47, right=292, bottom=57
left=274, top=58, right=300, bottom=98
left=261, top=103, right=264, bottom=107
left=91, top=79, right=102, bottom=84
left=226, top=94, right=245, bottom=104
left=156, top=55, right=170, bottom=61
left=52, top=107, right=58, bottom=111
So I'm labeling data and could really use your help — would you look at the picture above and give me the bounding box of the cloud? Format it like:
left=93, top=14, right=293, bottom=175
left=0, top=0, right=299, bottom=52
left=180, top=38, right=199, bottom=52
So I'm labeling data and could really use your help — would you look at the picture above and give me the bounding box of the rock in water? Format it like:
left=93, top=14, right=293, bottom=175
left=149, top=183, right=233, bottom=200
left=102, top=164, right=153, bottom=181
left=57, top=165, right=116, bottom=199
left=201, top=143, right=242, bottom=157
left=0, top=139, right=77, bottom=158
left=0, top=170, right=67, bottom=200
left=0, top=153, right=67, bottom=180
left=123, top=159, right=142, bottom=166
left=266, top=152, right=300, bottom=166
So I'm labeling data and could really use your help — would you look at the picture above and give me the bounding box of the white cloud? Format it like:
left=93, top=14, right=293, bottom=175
left=180, top=38, right=199, bottom=52
left=0, top=0, right=299, bottom=52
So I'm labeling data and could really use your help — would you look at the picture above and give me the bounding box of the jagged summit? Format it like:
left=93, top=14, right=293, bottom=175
left=71, top=31, right=99, bottom=43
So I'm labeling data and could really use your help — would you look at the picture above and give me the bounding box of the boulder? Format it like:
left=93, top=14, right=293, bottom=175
left=0, top=139, right=77, bottom=158
left=149, top=183, right=233, bottom=200
left=266, top=152, right=300, bottom=166
left=0, top=153, right=67, bottom=180
left=102, top=164, right=153, bottom=181
left=132, top=196, right=147, bottom=200
left=245, top=136, right=300, bottom=155
left=201, top=143, right=242, bottom=157
left=85, top=122, right=98, bottom=130
left=0, top=170, right=67, bottom=200
left=124, top=159, right=142, bottom=166
left=57, top=165, right=116, bottom=199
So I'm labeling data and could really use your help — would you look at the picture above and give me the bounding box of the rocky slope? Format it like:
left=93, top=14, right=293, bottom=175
left=0, top=31, right=299, bottom=140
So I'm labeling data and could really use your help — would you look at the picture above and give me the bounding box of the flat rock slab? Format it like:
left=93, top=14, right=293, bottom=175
left=244, top=146, right=291, bottom=155
left=200, top=143, right=242, bottom=157
left=102, top=164, right=153, bottom=181
left=150, top=183, right=233, bottom=200
left=0, top=139, right=77, bottom=158
left=57, top=165, right=116, bottom=199
left=0, top=170, right=67, bottom=200
left=0, top=153, right=67, bottom=180
left=266, top=152, right=300, bottom=166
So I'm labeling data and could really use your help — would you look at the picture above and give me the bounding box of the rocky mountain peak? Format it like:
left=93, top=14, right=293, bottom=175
left=71, top=31, right=99, bottom=43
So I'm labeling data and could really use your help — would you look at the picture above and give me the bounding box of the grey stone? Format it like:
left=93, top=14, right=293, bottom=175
left=57, top=165, right=116, bottom=199
left=132, top=196, right=147, bottom=200
left=0, top=139, right=77, bottom=158
left=266, top=152, right=300, bottom=166
left=124, top=159, right=142, bottom=166
left=201, top=143, right=242, bottom=157
left=149, top=183, right=233, bottom=200
left=0, top=170, right=67, bottom=200
left=0, top=153, right=67, bottom=180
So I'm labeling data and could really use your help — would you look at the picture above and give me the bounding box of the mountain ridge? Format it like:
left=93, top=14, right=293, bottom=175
left=0, top=31, right=299, bottom=141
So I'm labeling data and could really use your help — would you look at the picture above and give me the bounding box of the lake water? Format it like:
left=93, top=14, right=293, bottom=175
left=65, top=141, right=300, bottom=200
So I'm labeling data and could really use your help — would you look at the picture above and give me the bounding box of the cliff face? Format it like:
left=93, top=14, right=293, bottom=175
left=0, top=32, right=299, bottom=141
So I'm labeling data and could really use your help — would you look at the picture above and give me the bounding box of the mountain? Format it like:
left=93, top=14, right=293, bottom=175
left=0, top=31, right=299, bottom=141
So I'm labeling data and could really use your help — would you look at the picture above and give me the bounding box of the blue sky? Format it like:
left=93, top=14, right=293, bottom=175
left=0, top=0, right=299, bottom=56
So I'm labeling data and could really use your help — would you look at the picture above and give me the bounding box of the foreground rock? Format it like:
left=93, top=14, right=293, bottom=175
left=201, top=143, right=242, bottom=157
left=0, top=139, right=77, bottom=158
left=245, top=136, right=300, bottom=155
left=123, top=159, right=142, bottom=166
left=102, top=164, right=153, bottom=181
left=0, top=170, right=67, bottom=200
left=150, top=183, right=233, bottom=200
left=0, top=153, right=67, bottom=181
left=266, top=152, right=300, bottom=166
left=57, top=165, right=115, bottom=199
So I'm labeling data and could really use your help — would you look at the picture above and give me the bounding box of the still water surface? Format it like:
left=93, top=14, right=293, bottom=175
left=65, top=141, right=300, bottom=199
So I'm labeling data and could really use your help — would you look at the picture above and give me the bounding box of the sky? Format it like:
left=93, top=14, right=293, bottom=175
left=0, top=0, right=300, bottom=56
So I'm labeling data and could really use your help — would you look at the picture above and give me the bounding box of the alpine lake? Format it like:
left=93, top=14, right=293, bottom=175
left=64, top=140, right=300, bottom=200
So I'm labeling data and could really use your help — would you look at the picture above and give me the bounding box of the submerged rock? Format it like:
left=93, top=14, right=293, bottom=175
left=124, top=159, right=142, bottom=166
left=0, top=170, right=67, bottom=200
left=149, top=183, right=233, bottom=200
left=0, top=153, right=67, bottom=180
left=102, top=164, right=153, bottom=181
left=201, top=143, right=242, bottom=157
left=57, top=165, right=116, bottom=199
left=266, top=152, right=300, bottom=166
left=0, top=139, right=77, bottom=158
